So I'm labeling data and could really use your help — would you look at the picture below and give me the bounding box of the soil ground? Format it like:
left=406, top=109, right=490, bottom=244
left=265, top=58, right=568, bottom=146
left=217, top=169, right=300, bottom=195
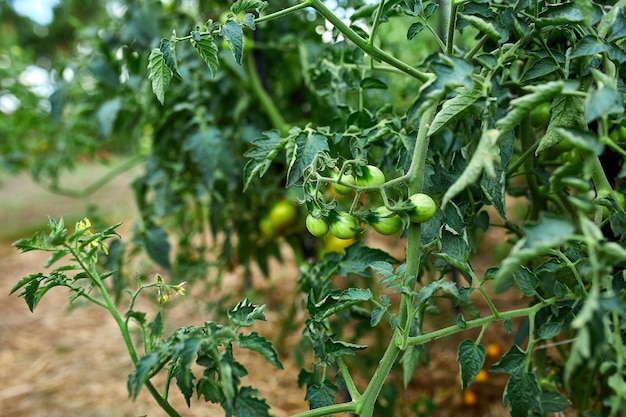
left=0, top=163, right=574, bottom=416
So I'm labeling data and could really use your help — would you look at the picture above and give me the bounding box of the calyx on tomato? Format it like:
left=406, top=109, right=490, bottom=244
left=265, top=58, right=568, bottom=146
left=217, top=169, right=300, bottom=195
left=371, top=207, right=403, bottom=235
left=329, top=211, right=359, bottom=239
left=407, top=193, right=437, bottom=223
left=306, top=214, right=329, bottom=237
left=355, top=165, right=386, bottom=187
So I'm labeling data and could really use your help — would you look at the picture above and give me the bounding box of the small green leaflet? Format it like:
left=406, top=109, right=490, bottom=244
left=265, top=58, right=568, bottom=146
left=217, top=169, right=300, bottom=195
left=220, top=20, right=244, bottom=64
left=231, top=0, right=269, bottom=15
left=441, top=129, right=500, bottom=208
left=191, top=36, right=219, bottom=77
left=228, top=298, right=267, bottom=327
left=238, top=332, right=283, bottom=369
left=459, top=13, right=503, bottom=42
left=428, top=85, right=482, bottom=136
left=457, top=339, right=486, bottom=390
left=160, top=38, right=182, bottom=80
left=496, top=81, right=570, bottom=135
left=148, top=47, right=172, bottom=105
left=305, top=380, right=338, bottom=409
left=227, top=386, right=272, bottom=417
left=286, top=131, right=330, bottom=187
left=503, top=373, right=543, bottom=417
left=536, top=95, right=584, bottom=154
left=243, top=130, right=289, bottom=191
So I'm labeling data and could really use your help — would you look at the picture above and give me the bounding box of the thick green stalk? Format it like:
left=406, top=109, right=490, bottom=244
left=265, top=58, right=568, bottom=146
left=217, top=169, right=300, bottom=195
left=73, top=249, right=182, bottom=417
left=245, top=53, right=290, bottom=136
left=309, top=0, right=431, bottom=83
left=405, top=295, right=577, bottom=346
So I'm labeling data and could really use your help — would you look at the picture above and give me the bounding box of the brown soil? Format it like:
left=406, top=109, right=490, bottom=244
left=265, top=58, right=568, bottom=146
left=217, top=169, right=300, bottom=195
left=0, top=166, right=573, bottom=416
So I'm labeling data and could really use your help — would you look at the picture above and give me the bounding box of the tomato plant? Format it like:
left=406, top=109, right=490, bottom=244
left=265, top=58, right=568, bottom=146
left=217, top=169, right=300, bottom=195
left=7, top=0, right=626, bottom=417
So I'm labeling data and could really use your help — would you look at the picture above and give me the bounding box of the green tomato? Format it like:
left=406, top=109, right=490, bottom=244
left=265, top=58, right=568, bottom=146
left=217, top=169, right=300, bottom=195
left=530, top=102, right=551, bottom=127
left=407, top=193, right=437, bottom=223
left=268, top=200, right=298, bottom=231
left=330, top=211, right=358, bottom=239
left=371, top=207, right=403, bottom=235
left=355, top=165, right=386, bottom=187
left=259, top=217, right=277, bottom=238
left=599, top=190, right=626, bottom=218
left=306, top=214, right=329, bottom=237
left=331, top=172, right=356, bottom=195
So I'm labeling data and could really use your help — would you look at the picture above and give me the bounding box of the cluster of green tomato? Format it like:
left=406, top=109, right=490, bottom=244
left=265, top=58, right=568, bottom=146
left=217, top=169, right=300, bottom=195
left=305, top=165, right=437, bottom=239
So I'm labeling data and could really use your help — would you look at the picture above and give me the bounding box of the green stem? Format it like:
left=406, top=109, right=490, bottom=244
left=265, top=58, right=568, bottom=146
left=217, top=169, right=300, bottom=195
left=309, top=0, right=431, bottom=83
left=70, top=247, right=182, bottom=417
left=245, top=52, right=290, bottom=135
left=255, top=1, right=313, bottom=24
left=289, top=401, right=358, bottom=417
left=337, top=357, right=361, bottom=400
left=445, top=0, right=458, bottom=55
left=404, top=295, right=577, bottom=346
left=368, top=0, right=387, bottom=46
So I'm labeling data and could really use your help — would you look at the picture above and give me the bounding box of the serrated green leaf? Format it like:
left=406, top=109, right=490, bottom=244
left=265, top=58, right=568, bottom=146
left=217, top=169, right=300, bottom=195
left=490, top=344, right=526, bottom=375
left=459, top=13, right=503, bottom=41
left=360, top=77, right=388, bottom=89
left=173, top=338, right=201, bottom=406
left=407, top=21, right=424, bottom=40
left=324, top=339, right=367, bottom=362
left=512, top=267, right=539, bottom=297
left=536, top=95, right=585, bottom=154
left=400, top=345, right=426, bottom=388
left=184, top=127, right=223, bottom=189
left=585, top=85, right=623, bottom=123
left=503, top=372, right=542, bottom=417
left=338, top=244, right=397, bottom=277
left=128, top=351, right=161, bottom=399
left=228, top=299, right=267, bottom=327
left=541, top=391, right=571, bottom=412
left=243, top=130, right=290, bottom=190
left=520, top=57, right=559, bottom=82
left=441, top=129, right=500, bottom=208
left=537, top=322, right=562, bottom=340
left=570, top=35, right=609, bottom=59
left=428, top=85, right=482, bottom=135
left=497, top=81, right=567, bottom=134
left=191, top=36, right=219, bottom=77
left=433, top=228, right=471, bottom=273
left=147, top=48, right=172, bottom=105
left=238, top=332, right=283, bottom=369
left=231, top=386, right=271, bottom=417
left=159, top=38, right=182, bottom=79
left=308, top=288, right=373, bottom=321
left=220, top=20, right=244, bottom=64
left=537, top=2, right=584, bottom=27
left=286, top=131, right=329, bottom=186
left=457, top=339, right=486, bottom=390
left=231, top=0, right=268, bottom=15
left=305, top=380, right=338, bottom=409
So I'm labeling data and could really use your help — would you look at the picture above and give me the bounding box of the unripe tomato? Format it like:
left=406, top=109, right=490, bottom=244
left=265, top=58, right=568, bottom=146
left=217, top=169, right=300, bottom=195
left=530, top=102, right=551, bottom=127
left=305, top=214, right=329, bottom=237
left=371, top=207, right=403, bottom=235
left=330, top=211, right=358, bottom=239
left=268, top=200, right=298, bottom=231
left=331, top=172, right=356, bottom=195
left=407, top=193, right=437, bottom=223
left=259, top=217, right=277, bottom=238
left=323, top=234, right=356, bottom=254
left=599, top=190, right=626, bottom=218
left=355, top=165, right=386, bottom=187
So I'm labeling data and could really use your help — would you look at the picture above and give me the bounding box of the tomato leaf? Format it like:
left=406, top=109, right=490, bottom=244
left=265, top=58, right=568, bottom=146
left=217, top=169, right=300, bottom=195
left=243, top=130, right=289, bottom=191
left=143, top=225, right=171, bottom=269
left=457, top=339, right=486, bottom=390
left=428, top=85, right=482, bottom=136
left=238, top=332, right=283, bottom=369
left=503, top=372, right=543, bottom=417
left=441, top=129, right=500, bottom=208
left=220, top=20, right=244, bottom=64
left=536, top=95, right=585, bottom=154
left=305, top=380, right=338, bottom=410
left=231, top=0, right=268, bottom=15
left=324, top=339, right=367, bottom=363
left=191, top=36, right=219, bottom=77
left=286, top=130, right=329, bottom=187
left=147, top=47, right=172, bottom=105
left=184, top=127, right=223, bottom=189
left=228, top=298, right=267, bottom=327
